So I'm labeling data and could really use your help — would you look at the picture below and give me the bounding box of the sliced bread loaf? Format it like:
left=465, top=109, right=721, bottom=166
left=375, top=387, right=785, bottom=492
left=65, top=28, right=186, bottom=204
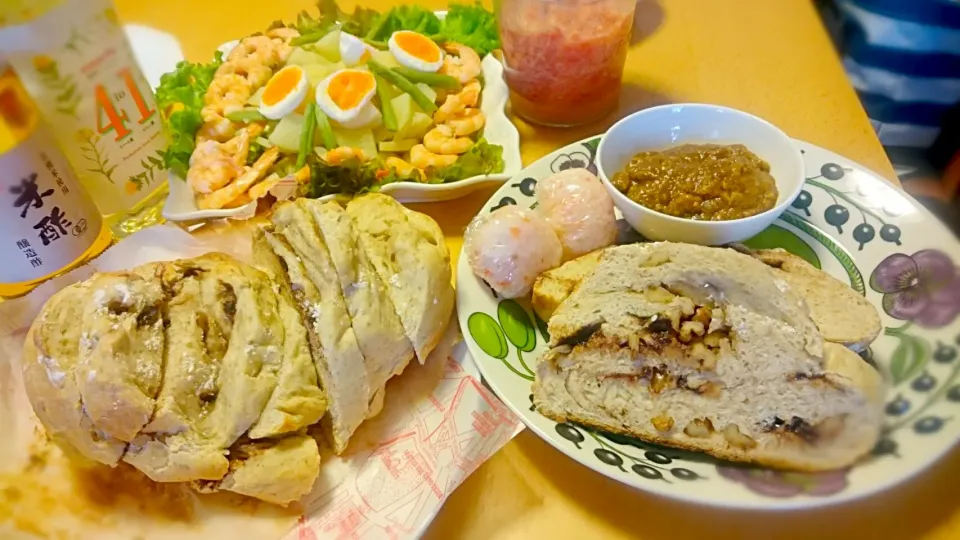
left=22, top=282, right=127, bottom=466
left=248, top=229, right=328, bottom=438
left=75, top=270, right=166, bottom=443
left=270, top=202, right=370, bottom=454
left=124, top=255, right=285, bottom=482
left=303, top=199, right=415, bottom=418
left=534, top=242, right=884, bottom=471
left=346, top=194, right=453, bottom=362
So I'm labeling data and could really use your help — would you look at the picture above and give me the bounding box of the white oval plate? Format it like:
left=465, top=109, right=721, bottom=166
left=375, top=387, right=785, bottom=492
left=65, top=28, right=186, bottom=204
left=456, top=136, right=960, bottom=509
left=162, top=20, right=520, bottom=222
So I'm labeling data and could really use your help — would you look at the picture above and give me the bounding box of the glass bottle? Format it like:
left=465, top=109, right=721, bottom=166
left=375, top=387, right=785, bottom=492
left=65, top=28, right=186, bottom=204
left=0, top=65, right=112, bottom=299
left=497, top=0, right=636, bottom=127
left=0, top=0, right=168, bottom=237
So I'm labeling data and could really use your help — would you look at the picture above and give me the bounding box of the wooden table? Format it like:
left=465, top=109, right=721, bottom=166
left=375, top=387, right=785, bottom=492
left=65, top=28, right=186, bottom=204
left=116, top=0, right=960, bottom=538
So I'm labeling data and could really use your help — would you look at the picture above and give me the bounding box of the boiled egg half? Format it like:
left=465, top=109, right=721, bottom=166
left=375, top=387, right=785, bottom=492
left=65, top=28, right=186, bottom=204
left=260, top=66, right=310, bottom=120
left=258, top=65, right=309, bottom=120
left=315, top=69, right=381, bottom=129
left=388, top=31, right=443, bottom=72
left=340, top=32, right=376, bottom=67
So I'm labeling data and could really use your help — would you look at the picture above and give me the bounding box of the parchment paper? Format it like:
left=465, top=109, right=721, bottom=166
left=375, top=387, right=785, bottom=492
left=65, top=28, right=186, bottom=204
left=0, top=224, right=522, bottom=539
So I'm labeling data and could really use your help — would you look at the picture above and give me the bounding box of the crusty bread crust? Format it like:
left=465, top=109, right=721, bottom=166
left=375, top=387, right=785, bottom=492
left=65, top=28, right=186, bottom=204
left=347, top=194, right=454, bottom=363
left=21, top=286, right=127, bottom=466
left=535, top=398, right=854, bottom=473
left=749, top=248, right=882, bottom=351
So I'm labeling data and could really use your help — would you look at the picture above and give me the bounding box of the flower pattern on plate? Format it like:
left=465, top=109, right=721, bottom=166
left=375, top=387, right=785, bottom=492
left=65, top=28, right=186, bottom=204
left=870, top=250, right=960, bottom=329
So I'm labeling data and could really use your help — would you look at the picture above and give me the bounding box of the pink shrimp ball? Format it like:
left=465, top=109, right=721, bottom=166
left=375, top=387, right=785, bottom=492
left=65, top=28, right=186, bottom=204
left=465, top=205, right=562, bottom=298
left=535, top=169, right=617, bottom=260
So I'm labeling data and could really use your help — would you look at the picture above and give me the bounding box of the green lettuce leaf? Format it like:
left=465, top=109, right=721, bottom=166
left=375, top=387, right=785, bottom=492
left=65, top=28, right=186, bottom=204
left=156, top=52, right=222, bottom=179
left=427, top=139, right=504, bottom=183
left=438, top=2, right=500, bottom=56
left=365, top=6, right=442, bottom=42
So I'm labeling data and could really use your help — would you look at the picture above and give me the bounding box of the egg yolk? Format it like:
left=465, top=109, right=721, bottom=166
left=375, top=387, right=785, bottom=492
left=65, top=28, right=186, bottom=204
left=327, top=71, right=376, bottom=110
left=262, top=66, right=304, bottom=106
left=394, top=31, right=440, bottom=62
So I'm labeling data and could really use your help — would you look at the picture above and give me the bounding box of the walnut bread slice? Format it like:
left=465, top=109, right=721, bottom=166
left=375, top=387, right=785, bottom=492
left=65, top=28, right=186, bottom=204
left=268, top=202, right=371, bottom=454
left=346, top=193, right=454, bottom=363
left=303, top=199, right=415, bottom=419
left=533, top=242, right=885, bottom=471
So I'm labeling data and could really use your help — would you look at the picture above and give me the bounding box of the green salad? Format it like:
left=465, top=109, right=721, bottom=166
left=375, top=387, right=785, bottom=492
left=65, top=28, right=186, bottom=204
left=156, top=0, right=503, bottom=207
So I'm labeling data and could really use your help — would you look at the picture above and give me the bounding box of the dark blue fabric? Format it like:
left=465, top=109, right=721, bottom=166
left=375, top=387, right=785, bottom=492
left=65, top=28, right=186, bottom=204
left=857, top=90, right=952, bottom=126
left=842, top=22, right=960, bottom=78
left=851, top=0, right=960, bottom=30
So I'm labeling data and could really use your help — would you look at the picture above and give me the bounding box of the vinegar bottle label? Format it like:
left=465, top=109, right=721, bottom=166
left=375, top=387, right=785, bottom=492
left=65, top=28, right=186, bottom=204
left=2, top=0, right=168, bottom=217
left=0, top=125, right=105, bottom=285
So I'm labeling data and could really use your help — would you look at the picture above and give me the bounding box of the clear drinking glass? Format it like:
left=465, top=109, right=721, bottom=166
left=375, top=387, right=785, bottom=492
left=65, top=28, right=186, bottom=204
left=498, top=0, right=636, bottom=127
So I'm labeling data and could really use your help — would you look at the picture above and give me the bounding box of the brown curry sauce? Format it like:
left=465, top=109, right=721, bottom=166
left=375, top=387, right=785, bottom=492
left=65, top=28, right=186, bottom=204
left=611, top=144, right=779, bottom=221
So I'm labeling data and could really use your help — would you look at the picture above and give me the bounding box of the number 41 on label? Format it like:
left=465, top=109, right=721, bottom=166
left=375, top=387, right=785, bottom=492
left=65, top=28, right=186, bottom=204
left=94, top=67, right=156, bottom=141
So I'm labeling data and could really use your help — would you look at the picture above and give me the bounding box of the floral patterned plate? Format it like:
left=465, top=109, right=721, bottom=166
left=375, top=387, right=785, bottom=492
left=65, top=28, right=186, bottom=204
left=455, top=137, right=960, bottom=509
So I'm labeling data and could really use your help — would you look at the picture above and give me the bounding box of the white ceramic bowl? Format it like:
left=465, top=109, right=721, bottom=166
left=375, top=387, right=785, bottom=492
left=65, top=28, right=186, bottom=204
left=596, top=104, right=804, bottom=245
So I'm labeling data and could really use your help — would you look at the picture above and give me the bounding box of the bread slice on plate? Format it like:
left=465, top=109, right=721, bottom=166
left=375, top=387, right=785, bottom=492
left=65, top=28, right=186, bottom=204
left=346, top=193, right=454, bottom=363
left=21, top=282, right=127, bottom=466
left=249, top=229, right=328, bottom=438
left=269, top=202, right=370, bottom=454
left=533, top=242, right=884, bottom=471
left=531, top=249, right=603, bottom=322
left=746, top=248, right=882, bottom=352
left=533, top=244, right=882, bottom=353
left=302, top=199, right=415, bottom=418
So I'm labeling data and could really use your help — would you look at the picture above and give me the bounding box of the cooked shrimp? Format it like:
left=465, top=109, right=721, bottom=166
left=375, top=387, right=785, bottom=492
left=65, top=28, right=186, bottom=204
left=217, top=60, right=275, bottom=89
left=247, top=166, right=311, bottom=200
left=202, top=73, right=251, bottom=121
left=423, top=124, right=472, bottom=155
left=433, top=79, right=482, bottom=123
left=434, top=95, right=466, bottom=124
left=409, top=144, right=458, bottom=169
left=227, top=35, right=284, bottom=67
left=188, top=140, right=243, bottom=193
left=458, top=79, right=481, bottom=107
left=463, top=205, right=562, bottom=298
left=385, top=157, right=424, bottom=180
left=323, top=147, right=368, bottom=165
left=446, top=108, right=486, bottom=136
left=535, top=168, right=617, bottom=261
left=223, top=192, right=252, bottom=209
left=197, top=146, right=281, bottom=210
left=439, top=43, right=481, bottom=84
left=196, top=116, right=237, bottom=142
left=187, top=125, right=261, bottom=193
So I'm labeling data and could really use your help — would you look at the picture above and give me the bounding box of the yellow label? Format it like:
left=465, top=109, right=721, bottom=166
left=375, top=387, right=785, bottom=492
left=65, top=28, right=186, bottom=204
left=0, top=67, right=38, bottom=154
left=6, top=0, right=168, bottom=216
